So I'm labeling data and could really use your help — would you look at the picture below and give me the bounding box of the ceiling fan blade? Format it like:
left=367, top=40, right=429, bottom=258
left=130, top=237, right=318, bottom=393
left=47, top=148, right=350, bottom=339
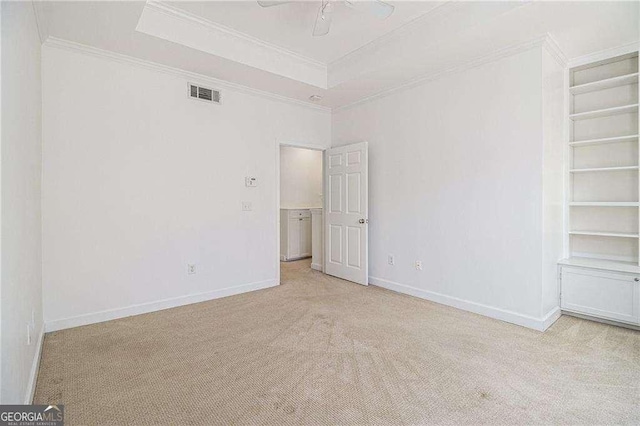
left=345, top=0, right=395, bottom=19
left=257, top=1, right=292, bottom=7
left=313, top=2, right=333, bottom=36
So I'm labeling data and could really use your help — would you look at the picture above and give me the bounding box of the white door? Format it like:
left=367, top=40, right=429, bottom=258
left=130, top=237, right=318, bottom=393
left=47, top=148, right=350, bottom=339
left=324, top=142, right=368, bottom=285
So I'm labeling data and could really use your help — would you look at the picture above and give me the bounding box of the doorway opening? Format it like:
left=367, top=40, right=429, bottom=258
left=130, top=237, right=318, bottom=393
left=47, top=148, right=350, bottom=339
left=276, top=141, right=369, bottom=286
left=278, top=144, right=325, bottom=278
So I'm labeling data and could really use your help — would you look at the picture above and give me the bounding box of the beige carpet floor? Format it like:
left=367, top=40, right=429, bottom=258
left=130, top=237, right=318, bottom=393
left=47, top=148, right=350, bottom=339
left=35, top=259, right=640, bottom=425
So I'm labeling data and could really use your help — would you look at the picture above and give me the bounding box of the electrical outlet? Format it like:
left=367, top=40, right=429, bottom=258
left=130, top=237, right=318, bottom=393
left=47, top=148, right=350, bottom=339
left=415, top=260, right=423, bottom=271
left=187, top=264, right=196, bottom=275
left=27, top=323, right=32, bottom=345
left=242, top=201, right=252, bottom=211
left=388, top=255, right=395, bottom=266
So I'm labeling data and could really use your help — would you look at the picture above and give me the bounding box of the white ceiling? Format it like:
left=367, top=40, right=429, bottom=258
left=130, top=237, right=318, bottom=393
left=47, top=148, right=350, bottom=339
left=167, top=1, right=443, bottom=63
left=37, top=1, right=639, bottom=109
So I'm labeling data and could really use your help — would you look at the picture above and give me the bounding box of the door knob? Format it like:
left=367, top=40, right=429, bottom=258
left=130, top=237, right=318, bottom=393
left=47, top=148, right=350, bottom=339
left=359, top=219, right=368, bottom=224
left=635, top=278, right=639, bottom=282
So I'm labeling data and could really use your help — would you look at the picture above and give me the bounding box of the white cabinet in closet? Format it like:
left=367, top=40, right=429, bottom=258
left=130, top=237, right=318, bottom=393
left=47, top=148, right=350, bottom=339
left=559, top=51, right=640, bottom=327
left=310, top=208, right=323, bottom=271
left=280, top=209, right=312, bottom=261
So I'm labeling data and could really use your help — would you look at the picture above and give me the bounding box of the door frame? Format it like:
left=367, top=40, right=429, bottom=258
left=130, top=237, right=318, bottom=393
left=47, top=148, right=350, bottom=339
left=275, top=140, right=326, bottom=285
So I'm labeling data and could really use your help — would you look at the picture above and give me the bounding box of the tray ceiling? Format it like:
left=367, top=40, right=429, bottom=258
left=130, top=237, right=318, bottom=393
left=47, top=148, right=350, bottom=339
left=36, top=1, right=639, bottom=109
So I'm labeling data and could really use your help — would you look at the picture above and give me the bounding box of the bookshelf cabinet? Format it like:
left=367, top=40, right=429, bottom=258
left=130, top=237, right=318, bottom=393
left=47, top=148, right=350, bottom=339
left=560, top=51, right=640, bottom=327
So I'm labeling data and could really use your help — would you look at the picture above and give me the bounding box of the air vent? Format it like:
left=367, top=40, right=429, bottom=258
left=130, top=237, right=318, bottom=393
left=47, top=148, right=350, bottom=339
left=188, top=83, right=221, bottom=105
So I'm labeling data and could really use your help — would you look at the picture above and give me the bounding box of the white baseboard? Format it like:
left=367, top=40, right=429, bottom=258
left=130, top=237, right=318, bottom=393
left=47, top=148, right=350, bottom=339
left=541, top=306, right=562, bottom=331
left=24, top=323, right=45, bottom=404
left=562, top=310, right=640, bottom=331
left=311, top=263, right=322, bottom=271
left=45, top=279, right=278, bottom=332
left=369, top=276, right=560, bottom=332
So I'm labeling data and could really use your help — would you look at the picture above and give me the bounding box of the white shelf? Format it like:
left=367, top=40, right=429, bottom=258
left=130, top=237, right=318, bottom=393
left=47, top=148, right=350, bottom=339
left=570, top=73, right=639, bottom=95
left=569, top=104, right=639, bottom=121
left=570, top=134, right=639, bottom=147
left=569, top=202, right=639, bottom=207
left=562, top=54, right=640, bottom=325
left=569, top=230, right=639, bottom=238
left=570, top=166, right=639, bottom=173
left=559, top=257, right=640, bottom=274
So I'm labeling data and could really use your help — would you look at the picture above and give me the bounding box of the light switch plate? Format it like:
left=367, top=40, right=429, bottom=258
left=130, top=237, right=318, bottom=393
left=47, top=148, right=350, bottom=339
left=245, top=177, right=258, bottom=187
left=242, top=201, right=253, bottom=211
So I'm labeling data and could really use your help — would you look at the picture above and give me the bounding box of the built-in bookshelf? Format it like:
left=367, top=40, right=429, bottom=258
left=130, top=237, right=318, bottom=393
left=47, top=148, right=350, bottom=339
left=564, top=51, right=640, bottom=272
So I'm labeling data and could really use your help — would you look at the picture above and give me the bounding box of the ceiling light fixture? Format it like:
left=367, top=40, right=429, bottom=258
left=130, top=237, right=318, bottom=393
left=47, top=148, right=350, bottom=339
left=258, top=0, right=394, bottom=37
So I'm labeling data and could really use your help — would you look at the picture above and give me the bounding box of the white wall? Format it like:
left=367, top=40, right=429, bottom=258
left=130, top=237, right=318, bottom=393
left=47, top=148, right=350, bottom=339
left=333, top=46, right=563, bottom=328
left=1, top=2, right=44, bottom=403
left=279, top=146, right=323, bottom=209
left=541, top=48, right=565, bottom=317
left=42, top=45, right=330, bottom=331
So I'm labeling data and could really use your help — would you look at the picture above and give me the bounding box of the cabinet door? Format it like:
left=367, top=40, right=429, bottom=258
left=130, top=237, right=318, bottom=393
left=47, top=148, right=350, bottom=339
left=288, top=218, right=301, bottom=259
left=561, top=267, right=640, bottom=325
left=300, top=217, right=312, bottom=258
left=311, top=211, right=323, bottom=269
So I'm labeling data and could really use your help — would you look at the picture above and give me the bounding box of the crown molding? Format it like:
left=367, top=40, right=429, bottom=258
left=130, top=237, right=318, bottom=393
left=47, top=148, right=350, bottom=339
left=328, top=0, right=456, bottom=68
left=43, top=36, right=331, bottom=114
left=568, top=40, right=639, bottom=69
left=542, top=34, right=568, bottom=67
left=145, top=1, right=326, bottom=72
left=31, top=1, right=49, bottom=44
left=327, top=1, right=533, bottom=89
left=334, top=34, right=554, bottom=112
